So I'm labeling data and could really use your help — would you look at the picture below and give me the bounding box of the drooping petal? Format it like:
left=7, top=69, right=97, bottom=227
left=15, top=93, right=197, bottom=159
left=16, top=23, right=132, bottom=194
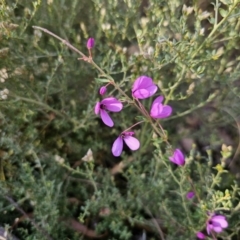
left=101, top=97, right=123, bottom=112
left=123, top=136, right=140, bottom=151
left=100, top=109, right=114, bottom=127
left=94, top=102, right=100, bottom=115
left=112, top=137, right=123, bottom=157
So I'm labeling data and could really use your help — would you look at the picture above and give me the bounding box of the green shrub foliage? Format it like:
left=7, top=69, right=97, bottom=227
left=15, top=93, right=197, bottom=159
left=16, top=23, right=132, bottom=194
left=1, top=0, right=240, bottom=239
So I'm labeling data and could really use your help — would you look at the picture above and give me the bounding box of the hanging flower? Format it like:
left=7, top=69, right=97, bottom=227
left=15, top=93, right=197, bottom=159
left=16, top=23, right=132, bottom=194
left=112, top=131, right=140, bottom=157
left=95, top=97, right=123, bottom=127
left=87, top=37, right=95, bottom=49
left=150, top=96, right=172, bottom=119
left=99, top=86, right=107, bottom=95
left=206, top=214, right=228, bottom=235
left=169, top=149, right=185, bottom=166
left=132, top=76, right=158, bottom=99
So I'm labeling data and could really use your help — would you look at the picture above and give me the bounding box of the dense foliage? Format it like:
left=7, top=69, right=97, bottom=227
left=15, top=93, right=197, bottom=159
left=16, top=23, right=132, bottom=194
left=1, top=0, right=240, bottom=239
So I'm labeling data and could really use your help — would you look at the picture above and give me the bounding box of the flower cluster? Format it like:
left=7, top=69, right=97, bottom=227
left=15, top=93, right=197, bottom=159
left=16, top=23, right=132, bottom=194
left=90, top=40, right=184, bottom=164
left=94, top=74, right=176, bottom=157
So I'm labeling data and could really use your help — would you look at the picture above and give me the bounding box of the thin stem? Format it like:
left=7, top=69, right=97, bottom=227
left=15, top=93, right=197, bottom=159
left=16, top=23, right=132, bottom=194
left=123, top=120, right=145, bottom=133
left=192, top=1, right=239, bottom=59
left=214, top=0, right=219, bottom=28
left=167, top=91, right=218, bottom=120
left=11, top=94, right=68, bottom=119
left=165, top=66, right=186, bottom=104
left=32, top=26, right=86, bottom=58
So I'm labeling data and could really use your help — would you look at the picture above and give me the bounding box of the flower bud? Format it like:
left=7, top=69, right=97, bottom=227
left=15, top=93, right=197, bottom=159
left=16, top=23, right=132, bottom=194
left=186, top=191, right=195, bottom=199
left=87, top=37, right=95, bottom=49
left=99, top=86, right=107, bottom=95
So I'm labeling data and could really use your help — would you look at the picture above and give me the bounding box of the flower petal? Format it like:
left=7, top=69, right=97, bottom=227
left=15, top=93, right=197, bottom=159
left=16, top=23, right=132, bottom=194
left=212, top=226, right=223, bottom=233
left=101, top=97, right=123, bottom=112
left=196, top=232, right=206, bottom=240
left=100, top=109, right=114, bottom=127
left=124, top=136, right=140, bottom=151
left=112, top=137, right=123, bottom=157
left=169, top=149, right=185, bottom=166
left=132, top=76, right=153, bottom=92
left=150, top=103, right=163, bottom=118
left=133, top=89, right=151, bottom=99
left=206, top=224, right=212, bottom=235
left=132, top=76, right=158, bottom=99
left=145, top=85, right=158, bottom=96
left=212, top=216, right=228, bottom=228
left=94, top=102, right=100, bottom=115
left=152, top=96, right=164, bottom=105
left=157, top=105, right=172, bottom=118
left=150, top=96, right=172, bottom=119
left=174, top=149, right=185, bottom=165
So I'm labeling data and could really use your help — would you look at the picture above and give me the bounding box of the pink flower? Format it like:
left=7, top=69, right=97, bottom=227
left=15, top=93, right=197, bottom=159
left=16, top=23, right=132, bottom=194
left=150, top=96, right=172, bottom=119
left=206, top=214, right=228, bottom=234
left=112, top=131, right=140, bottom=157
left=169, top=149, right=185, bottom=166
left=196, top=232, right=206, bottom=239
left=87, top=38, right=95, bottom=49
left=186, top=191, right=195, bottom=199
left=95, top=97, right=123, bottom=127
left=99, top=86, right=107, bottom=95
left=132, top=76, right=158, bottom=99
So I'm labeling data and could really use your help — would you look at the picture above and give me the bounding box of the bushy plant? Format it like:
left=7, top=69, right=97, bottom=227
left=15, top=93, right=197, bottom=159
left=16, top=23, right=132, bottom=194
left=1, top=0, right=240, bottom=239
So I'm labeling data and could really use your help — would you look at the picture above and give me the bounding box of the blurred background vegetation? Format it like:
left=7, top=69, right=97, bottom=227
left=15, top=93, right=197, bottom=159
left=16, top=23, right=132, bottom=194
left=1, top=0, right=240, bottom=239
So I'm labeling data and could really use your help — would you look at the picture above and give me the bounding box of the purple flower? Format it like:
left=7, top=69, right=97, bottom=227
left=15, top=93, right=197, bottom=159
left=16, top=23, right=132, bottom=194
left=150, top=96, right=172, bottom=119
left=206, top=214, right=228, bottom=234
left=87, top=37, right=95, bottom=49
left=196, top=232, right=206, bottom=239
left=99, top=86, right=107, bottom=95
left=186, top=191, right=195, bottom=199
left=95, top=97, right=123, bottom=127
left=169, top=149, right=185, bottom=166
left=112, top=131, right=140, bottom=157
left=132, top=76, right=158, bottom=99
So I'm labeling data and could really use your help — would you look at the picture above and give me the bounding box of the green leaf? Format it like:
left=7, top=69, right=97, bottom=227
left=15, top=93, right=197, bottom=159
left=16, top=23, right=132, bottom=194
left=219, top=8, right=228, bottom=18
left=95, top=78, right=110, bottom=83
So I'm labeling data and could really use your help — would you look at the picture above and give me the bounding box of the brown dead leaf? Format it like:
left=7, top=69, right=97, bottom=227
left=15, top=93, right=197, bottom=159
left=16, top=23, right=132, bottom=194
left=65, top=218, right=107, bottom=239
left=110, top=157, right=134, bottom=175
